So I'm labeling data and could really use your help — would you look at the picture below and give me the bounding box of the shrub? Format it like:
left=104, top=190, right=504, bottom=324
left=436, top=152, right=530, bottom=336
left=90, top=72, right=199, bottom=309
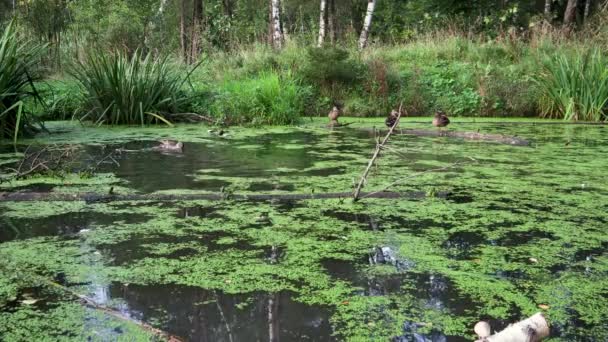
left=300, top=47, right=366, bottom=93
left=211, top=72, right=310, bottom=125
left=0, top=21, right=45, bottom=141
left=71, top=51, right=192, bottom=125
left=537, top=48, right=608, bottom=121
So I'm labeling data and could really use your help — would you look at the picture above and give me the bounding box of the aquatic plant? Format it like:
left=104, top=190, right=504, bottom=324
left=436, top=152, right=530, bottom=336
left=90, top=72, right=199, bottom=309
left=537, top=48, right=608, bottom=121
left=71, top=50, right=193, bottom=125
left=0, top=21, right=45, bottom=142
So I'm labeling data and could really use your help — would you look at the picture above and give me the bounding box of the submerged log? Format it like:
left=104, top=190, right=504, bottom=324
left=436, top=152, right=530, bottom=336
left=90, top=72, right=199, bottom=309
left=0, top=190, right=448, bottom=203
left=475, top=313, right=549, bottom=342
left=362, top=128, right=531, bottom=146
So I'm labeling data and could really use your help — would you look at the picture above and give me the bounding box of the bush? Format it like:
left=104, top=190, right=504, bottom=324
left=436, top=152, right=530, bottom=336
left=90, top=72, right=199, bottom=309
left=300, top=47, right=366, bottom=93
left=536, top=48, right=608, bottom=121
left=210, top=72, right=311, bottom=125
left=0, top=21, right=45, bottom=141
left=71, top=51, right=192, bottom=125
left=31, top=80, right=83, bottom=121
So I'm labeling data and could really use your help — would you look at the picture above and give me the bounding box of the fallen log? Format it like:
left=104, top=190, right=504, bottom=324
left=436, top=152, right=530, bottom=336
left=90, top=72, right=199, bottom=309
left=361, top=128, right=531, bottom=146
left=0, top=190, right=448, bottom=203
left=475, top=313, right=549, bottom=342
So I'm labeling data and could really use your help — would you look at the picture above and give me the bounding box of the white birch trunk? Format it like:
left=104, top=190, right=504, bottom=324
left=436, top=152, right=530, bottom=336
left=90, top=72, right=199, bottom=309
left=584, top=0, right=592, bottom=20
left=358, top=0, right=377, bottom=50
left=157, top=0, right=170, bottom=15
left=317, top=0, right=327, bottom=47
left=544, top=0, right=552, bottom=17
left=271, top=0, right=283, bottom=49
left=564, top=0, right=578, bottom=24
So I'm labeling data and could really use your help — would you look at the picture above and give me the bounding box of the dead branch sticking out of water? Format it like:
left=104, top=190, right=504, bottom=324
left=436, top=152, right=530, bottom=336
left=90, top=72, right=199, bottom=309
left=0, top=190, right=448, bottom=203
left=361, top=128, right=530, bottom=146
left=358, top=158, right=477, bottom=200
left=43, top=279, right=184, bottom=342
left=474, top=313, right=549, bottom=342
left=353, top=103, right=404, bottom=201
left=1, top=145, right=119, bottom=182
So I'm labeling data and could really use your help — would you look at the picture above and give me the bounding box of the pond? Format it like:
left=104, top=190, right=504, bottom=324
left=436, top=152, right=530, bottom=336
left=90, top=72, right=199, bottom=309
left=1, top=119, right=607, bottom=341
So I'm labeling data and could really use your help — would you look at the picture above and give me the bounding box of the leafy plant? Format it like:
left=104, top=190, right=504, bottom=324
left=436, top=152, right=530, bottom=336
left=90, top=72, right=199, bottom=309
left=537, top=48, right=608, bottom=121
left=71, top=50, right=194, bottom=125
left=211, top=72, right=310, bottom=125
left=0, top=21, right=45, bottom=142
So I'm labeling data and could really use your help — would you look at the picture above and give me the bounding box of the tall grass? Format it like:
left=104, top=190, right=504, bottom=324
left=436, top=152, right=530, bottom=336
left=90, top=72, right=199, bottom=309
left=210, top=72, right=310, bottom=125
left=71, top=51, right=192, bottom=125
left=537, top=48, right=608, bottom=121
left=0, top=21, right=45, bottom=142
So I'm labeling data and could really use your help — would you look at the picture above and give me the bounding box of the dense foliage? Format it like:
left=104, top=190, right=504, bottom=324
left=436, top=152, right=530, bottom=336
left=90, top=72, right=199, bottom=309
left=0, top=0, right=606, bottom=136
left=0, top=21, right=44, bottom=141
left=71, top=51, right=190, bottom=125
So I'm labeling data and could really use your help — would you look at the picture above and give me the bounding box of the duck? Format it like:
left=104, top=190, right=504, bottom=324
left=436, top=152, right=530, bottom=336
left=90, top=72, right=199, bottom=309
left=432, top=110, right=450, bottom=128
left=327, top=103, right=343, bottom=127
left=385, top=110, right=400, bottom=128
left=152, top=140, right=184, bottom=152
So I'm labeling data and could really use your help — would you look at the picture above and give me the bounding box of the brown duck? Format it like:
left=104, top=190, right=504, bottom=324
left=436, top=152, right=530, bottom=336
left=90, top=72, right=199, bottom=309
left=385, top=110, right=399, bottom=128
left=432, top=110, right=450, bottom=128
left=328, top=105, right=341, bottom=121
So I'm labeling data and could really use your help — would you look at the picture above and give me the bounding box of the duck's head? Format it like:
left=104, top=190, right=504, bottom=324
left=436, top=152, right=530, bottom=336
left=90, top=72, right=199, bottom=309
left=435, top=110, right=446, bottom=117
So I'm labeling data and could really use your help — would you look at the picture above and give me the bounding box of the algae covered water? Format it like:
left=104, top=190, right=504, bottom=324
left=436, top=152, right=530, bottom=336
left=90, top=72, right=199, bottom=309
left=1, top=119, right=607, bottom=341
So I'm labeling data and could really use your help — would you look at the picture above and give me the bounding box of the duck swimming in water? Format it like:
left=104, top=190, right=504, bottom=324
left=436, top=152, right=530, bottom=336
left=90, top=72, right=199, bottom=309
left=385, top=110, right=400, bottom=128
left=432, top=110, right=450, bottom=128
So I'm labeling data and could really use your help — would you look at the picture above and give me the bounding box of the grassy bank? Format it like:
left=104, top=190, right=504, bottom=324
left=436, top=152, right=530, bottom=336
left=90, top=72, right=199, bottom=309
left=24, top=18, right=608, bottom=128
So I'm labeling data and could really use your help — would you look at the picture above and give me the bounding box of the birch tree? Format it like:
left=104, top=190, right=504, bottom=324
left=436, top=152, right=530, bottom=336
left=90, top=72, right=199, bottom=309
left=564, top=0, right=578, bottom=25
left=584, top=0, right=592, bottom=20
left=358, top=0, right=376, bottom=50
left=544, top=0, right=552, bottom=18
left=317, top=0, right=327, bottom=47
left=270, top=0, right=283, bottom=49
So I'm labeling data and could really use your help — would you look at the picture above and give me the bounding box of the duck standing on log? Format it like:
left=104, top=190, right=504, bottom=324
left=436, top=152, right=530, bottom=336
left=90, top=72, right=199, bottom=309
left=328, top=103, right=343, bottom=127
left=432, top=110, right=450, bottom=130
left=385, top=109, right=400, bottom=128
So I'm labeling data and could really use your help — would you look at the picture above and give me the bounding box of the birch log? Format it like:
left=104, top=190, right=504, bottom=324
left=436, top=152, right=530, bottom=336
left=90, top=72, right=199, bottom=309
left=358, top=0, right=377, bottom=50
left=475, top=313, right=550, bottom=342
left=317, top=0, right=327, bottom=47
left=271, top=0, right=283, bottom=49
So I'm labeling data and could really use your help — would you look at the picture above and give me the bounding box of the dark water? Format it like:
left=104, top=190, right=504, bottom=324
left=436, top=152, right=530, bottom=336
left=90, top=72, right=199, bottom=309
left=2, top=122, right=608, bottom=341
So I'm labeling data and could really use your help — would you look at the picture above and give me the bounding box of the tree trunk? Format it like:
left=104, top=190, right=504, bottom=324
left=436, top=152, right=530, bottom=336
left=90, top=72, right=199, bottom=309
left=157, top=0, right=170, bottom=15
left=180, top=0, right=189, bottom=63
left=328, top=0, right=337, bottom=44
left=584, top=0, right=592, bottom=20
left=222, top=0, right=233, bottom=16
left=270, top=0, right=283, bottom=49
left=358, top=0, right=377, bottom=50
left=564, top=0, right=578, bottom=25
left=544, top=0, right=552, bottom=18
left=317, top=0, right=327, bottom=47
left=190, top=0, right=203, bottom=62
